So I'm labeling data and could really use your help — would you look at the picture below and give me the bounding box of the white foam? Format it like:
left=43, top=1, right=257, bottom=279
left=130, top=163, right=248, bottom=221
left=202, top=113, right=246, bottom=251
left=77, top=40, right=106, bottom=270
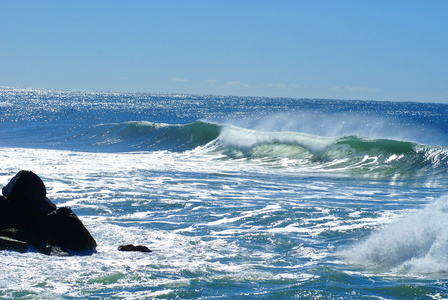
left=206, top=205, right=281, bottom=226
left=218, top=125, right=335, bottom=156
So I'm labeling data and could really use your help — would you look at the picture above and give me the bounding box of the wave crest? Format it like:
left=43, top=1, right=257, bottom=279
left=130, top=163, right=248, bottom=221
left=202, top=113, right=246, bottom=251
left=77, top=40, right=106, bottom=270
left=216, top=125, right=448, bottom=182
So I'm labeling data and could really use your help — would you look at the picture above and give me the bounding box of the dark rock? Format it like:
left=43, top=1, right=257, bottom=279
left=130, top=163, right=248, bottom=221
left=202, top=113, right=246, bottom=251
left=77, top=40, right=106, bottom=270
left=0, top=196, right=19, bottom=230
left=118, top=244, right=152, bottom=253
left=0, top=171, right=97, bottom=255
left=1, top=227, right=35, bottom=243
left=2, top=170, right=56, bottom=214
left=0, top=236, right=28, bottom=253
left=43, top=207, right=97, bottom=252
left=38, top=245, right=72, bottom=256
left=48, top=246, right=72, bottom=256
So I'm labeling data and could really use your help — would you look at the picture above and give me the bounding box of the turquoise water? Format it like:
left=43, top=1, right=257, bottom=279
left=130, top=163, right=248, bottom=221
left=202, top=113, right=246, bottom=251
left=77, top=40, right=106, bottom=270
left=1, top=87, right=448, bottom=298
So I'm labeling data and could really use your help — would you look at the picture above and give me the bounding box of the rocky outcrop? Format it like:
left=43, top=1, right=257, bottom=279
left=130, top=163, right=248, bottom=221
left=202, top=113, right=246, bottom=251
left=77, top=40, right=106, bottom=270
left=0, top=171, right=97, bottom=255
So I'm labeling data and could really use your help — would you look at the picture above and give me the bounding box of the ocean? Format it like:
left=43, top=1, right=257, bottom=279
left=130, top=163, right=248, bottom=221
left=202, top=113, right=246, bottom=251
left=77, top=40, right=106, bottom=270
left=1, top=86, right=448, bottom=299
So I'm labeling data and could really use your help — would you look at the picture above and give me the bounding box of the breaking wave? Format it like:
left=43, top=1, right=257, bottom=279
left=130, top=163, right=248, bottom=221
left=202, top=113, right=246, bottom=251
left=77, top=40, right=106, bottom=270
left=216, top=124, right=448, bottom=181
left=2, top=119, right=447, bottom=183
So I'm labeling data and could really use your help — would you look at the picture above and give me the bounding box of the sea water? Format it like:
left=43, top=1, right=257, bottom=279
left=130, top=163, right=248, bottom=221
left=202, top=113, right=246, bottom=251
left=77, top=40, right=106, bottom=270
left=1, top=87, right=448, bottom=299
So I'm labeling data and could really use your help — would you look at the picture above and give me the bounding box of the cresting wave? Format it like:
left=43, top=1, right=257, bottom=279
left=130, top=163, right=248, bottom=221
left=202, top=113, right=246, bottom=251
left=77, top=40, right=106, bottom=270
left=1, top=117, right=446, bottom=183
left=76, top=120, right=448, bottom=181
left=2, top=88, right=448, bottom=297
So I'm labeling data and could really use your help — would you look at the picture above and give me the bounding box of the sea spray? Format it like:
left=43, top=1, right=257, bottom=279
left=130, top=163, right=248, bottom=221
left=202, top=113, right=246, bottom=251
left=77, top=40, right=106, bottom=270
left=340, top=194, right=448, bottom=275
left=226, top=111, right=447, bottom=147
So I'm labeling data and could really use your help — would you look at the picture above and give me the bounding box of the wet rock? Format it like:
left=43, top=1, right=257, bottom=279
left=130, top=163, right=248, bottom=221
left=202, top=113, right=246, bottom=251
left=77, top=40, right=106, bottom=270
left=0, top=196, right=19, bottom=229
left=118, top=244, right=152, bottom=253
left=1, top=227, right=35, bottom=243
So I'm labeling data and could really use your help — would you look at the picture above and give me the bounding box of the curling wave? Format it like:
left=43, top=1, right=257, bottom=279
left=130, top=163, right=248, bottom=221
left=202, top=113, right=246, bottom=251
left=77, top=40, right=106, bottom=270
left=215, top=125, right=448, bottom=181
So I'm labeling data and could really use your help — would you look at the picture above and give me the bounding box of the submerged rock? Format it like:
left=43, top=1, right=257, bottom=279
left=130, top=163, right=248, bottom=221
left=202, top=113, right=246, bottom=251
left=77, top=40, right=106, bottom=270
left=0, top=171, right=97, bottom=255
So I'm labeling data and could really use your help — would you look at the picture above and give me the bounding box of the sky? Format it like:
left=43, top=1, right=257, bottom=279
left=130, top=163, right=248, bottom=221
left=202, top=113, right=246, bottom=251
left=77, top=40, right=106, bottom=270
left=1, top=0, right=447, bottom=103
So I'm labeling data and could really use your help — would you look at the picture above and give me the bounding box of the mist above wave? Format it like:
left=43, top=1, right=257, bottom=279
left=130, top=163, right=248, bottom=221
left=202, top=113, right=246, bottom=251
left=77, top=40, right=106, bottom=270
left=223, top=111, right=447, bottom=147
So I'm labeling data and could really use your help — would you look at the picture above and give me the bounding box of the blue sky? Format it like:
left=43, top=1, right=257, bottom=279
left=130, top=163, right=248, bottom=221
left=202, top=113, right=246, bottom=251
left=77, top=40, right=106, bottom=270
left=1, top=0, right=447, bottom=102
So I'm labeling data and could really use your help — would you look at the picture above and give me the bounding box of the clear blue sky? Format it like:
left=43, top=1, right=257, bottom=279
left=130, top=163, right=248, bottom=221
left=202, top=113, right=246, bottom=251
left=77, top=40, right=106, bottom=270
left=1, top=0, right=447, bottom=102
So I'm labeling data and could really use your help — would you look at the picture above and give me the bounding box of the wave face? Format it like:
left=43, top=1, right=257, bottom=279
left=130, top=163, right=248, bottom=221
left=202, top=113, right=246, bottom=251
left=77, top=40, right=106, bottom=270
left=81, top=121, right=221, bottom=152
left=5, top=117, right=445, bottom=183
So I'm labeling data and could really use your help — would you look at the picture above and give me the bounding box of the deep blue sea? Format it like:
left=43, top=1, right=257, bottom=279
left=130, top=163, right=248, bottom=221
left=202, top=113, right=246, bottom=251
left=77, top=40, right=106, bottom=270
left=1, top=86, right=448, bottom=299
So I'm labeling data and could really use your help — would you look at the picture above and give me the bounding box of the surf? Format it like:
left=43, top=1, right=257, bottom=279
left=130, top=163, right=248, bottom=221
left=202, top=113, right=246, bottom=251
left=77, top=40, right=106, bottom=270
left=214, top=125, right=448, bottom=183
left=2, top=87, right=448, bottom=298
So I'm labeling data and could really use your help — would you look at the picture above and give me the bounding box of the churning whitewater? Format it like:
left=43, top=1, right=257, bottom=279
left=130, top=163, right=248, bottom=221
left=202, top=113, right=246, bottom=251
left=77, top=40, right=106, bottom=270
left=1, top=87, right=448, bottom=298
